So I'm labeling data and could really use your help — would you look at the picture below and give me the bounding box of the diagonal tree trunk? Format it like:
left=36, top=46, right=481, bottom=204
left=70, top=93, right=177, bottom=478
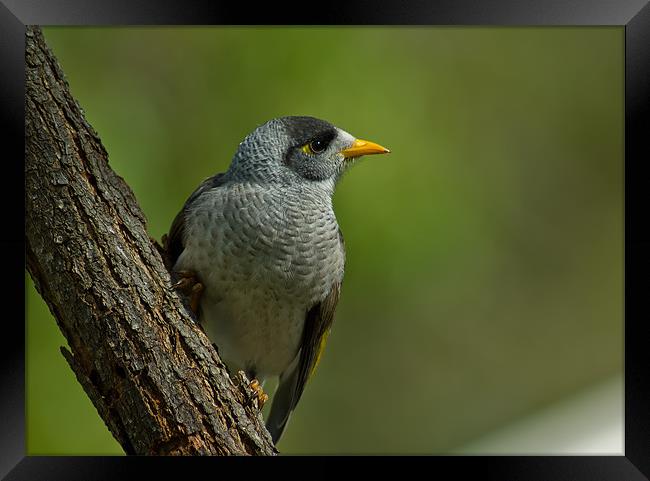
left=24, top=25, right=276, bottom=456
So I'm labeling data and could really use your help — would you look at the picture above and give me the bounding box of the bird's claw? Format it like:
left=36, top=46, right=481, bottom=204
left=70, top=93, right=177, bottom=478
left=249, top=379, right=269, bottom=410
left=172, top=270, right=204, bottom=316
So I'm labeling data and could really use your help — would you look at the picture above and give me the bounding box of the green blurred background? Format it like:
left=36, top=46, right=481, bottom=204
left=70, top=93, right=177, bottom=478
left=27, top=27, right=623, bottom=454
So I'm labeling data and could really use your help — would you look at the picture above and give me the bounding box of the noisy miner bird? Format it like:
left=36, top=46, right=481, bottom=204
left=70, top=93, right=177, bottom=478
left=164, top=116, right=389, bottom=444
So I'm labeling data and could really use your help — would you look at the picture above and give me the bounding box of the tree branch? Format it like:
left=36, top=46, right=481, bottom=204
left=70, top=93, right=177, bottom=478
left=25, top=25, right=276, bottom=456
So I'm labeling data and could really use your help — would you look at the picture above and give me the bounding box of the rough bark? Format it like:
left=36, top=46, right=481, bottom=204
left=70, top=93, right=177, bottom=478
left=24, top=25, right=276, bottom=456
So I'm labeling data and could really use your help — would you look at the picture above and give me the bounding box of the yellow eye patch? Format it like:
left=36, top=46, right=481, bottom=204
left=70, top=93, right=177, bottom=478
left=301, top=143, right=315, bottom=155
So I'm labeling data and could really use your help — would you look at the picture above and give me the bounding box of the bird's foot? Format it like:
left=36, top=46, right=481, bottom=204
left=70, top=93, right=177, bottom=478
left=249, top=379, right=269, bottom=410
left=172, top=270, right=204, bottom=315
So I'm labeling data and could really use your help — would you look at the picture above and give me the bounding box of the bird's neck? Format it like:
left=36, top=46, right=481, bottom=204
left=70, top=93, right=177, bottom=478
left=226, top=169, right=336, bottom=200
left=274, top=179, right=336, bottom=207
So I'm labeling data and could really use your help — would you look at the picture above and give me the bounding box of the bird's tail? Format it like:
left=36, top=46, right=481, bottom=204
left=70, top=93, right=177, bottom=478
left=266, top=361, right=300, bottom=444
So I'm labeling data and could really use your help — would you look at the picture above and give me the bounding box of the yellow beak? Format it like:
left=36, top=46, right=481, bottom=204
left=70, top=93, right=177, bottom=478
left=341, top=138, right=390, bottom=158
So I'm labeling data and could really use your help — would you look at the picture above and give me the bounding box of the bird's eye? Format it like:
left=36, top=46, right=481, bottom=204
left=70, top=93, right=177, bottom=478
left=302, top=139, right=328, bottom=155
left=310, top=140, right=326, bottom=153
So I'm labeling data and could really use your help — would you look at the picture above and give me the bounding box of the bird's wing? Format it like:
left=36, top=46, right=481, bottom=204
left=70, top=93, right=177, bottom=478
left=164, top=173, right=227, bottom=267
left=266, top=229, right=345, bottom=443
left=296, top=280, right=341, bottom=399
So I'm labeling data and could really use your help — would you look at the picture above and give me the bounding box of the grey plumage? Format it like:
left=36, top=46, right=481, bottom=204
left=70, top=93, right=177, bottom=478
left=165, top=116, right=388, bottom=443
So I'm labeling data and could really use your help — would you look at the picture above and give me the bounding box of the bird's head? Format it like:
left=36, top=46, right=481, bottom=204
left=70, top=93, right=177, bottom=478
left=227, top=116, right=389, bottom=188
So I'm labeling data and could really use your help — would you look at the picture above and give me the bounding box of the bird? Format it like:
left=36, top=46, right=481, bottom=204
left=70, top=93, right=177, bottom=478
left=164, top=116, right=389, bottom=444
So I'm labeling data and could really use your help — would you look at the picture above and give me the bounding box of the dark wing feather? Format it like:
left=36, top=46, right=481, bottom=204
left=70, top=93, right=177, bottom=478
left=164, top=173, right=227, bottom=268
left=294, top=281, right=341, bottom=405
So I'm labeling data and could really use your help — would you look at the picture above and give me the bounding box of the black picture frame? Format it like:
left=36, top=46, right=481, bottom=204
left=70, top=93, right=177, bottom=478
left=3, top=0, right=648, bottom=478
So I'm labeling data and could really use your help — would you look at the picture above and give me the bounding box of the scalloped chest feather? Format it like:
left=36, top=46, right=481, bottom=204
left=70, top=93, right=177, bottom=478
left=174, top=182, right=345, bottom=378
